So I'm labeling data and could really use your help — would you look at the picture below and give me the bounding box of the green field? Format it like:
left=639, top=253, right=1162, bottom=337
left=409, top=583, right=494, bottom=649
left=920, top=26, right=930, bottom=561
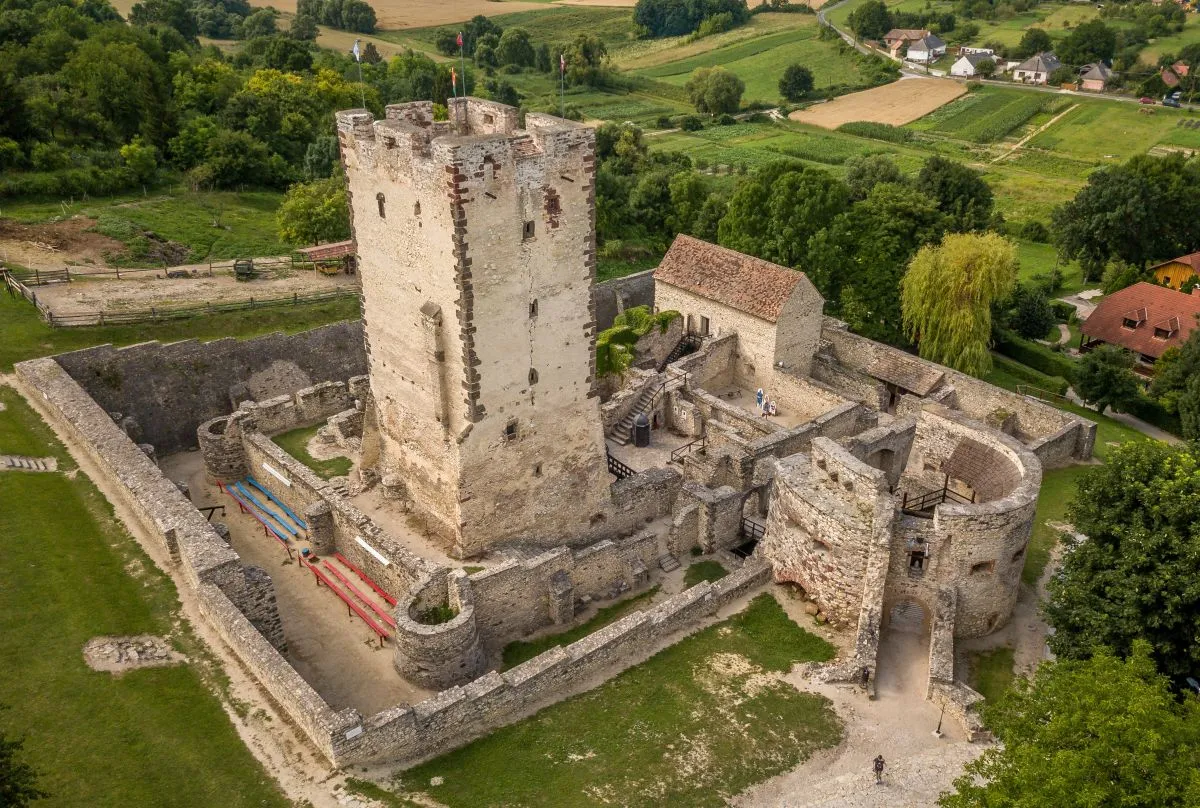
left=1, top=190, right=295, bottom=263
left=1027, top=100, right=1200, bottom=162
left=0, top=288, right=360, bottom=372
left=966, top=647, right=1016, bottom=702
left=272, top=424, right=352, bottom=479
left=909, top=89, right=1055, bottom=144
left=386, top=595, right=840, bottom=808
left=0, top=387, right=289, bottom=808
left=635, top=23, right=864, bottom=104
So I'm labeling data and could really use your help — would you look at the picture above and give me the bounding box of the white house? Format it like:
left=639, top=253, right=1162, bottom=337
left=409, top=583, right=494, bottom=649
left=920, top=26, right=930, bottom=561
left=950, top=51, right=997, bottom=77
left=1012, top=52, right=1062, bottom=84
left=906, top=34, right=946, bottom=63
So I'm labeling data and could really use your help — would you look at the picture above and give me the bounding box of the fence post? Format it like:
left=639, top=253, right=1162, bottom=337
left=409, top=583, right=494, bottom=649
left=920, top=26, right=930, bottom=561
left=98, top=311, right=103, bottom=326
left=151, top=306, right=157, bottom=320
left=116, top=267, right=121, bottom=280
left=250, top=297, right=255, bottom=308
left=34, top=268, right=40, bottom=285
left=293, top=292, right=298, bottom=305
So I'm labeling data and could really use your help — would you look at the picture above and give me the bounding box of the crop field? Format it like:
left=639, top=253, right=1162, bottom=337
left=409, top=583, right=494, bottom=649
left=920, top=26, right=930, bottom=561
left=635, top=25, right=865, bottom=105
left=1026, top=101, right=1200, bottom=162
left=909, top=89, right=1051, bottom=144
left=790, top=78, right=965, bottom=129
left=615, top=13, right=813, bottom=70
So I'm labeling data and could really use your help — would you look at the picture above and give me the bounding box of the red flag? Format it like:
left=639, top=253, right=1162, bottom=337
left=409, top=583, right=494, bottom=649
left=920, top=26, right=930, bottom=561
left=456, top=31, right=463, bottom=48
left=559, top=53, right=566, bottom=74
left=451, top=67, right=457, bottom=88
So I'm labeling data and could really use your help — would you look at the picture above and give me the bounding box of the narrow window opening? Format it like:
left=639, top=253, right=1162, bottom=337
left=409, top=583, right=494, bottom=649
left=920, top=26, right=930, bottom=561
left=699, top=315, right=710, bottom=336
left=413, top=201, right=421, bottom=216
left=528, top=368, right=538, bottom=385
left=530, top=299, right=538, bottom=318
left=909, top=550, right=925, bottom=571
left=533, top=463, right=543, bottom=477
left=522, top=220, right=535, bottom=240
left=1011, top=545, right=1026, bottom=563
left=376, top=193, right=386, bottom=218
left=970, top=560, right=995, bottom=575
left=482, top=113, right=495, bottom=125
left=546, top=193, right=561, bottom=214
left=504, top=419, right=518, bottom=442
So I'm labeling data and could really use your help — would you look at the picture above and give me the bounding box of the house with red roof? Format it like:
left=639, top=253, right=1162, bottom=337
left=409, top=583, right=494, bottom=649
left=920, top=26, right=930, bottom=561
left=1080, top=281, right=1200, bottom=374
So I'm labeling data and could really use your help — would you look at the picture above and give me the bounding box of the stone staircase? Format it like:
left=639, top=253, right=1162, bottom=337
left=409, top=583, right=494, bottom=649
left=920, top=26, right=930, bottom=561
left=658, top=554, right=680, bottom=572
left=610, top=378, right=681, bottom=446
left=1, top=455, right=57, bottom=472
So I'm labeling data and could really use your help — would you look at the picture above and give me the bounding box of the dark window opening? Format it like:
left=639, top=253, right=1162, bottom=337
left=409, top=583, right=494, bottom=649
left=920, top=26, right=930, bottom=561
left=546, top=193, right=561, bottom=214
left=376, top=193, right=386, bottom=218
left=504, top=420, right=518, bottom=441
left=528, top=368, right=538, bottom=385
left=699, top=315, right=710, bottom=336
left=1154, top=327, right=1172, bottom=340
left=970, top=560, right=995, bottom=575
left=482, top=113, right=495, bottom=124
left=1011, top=545, right=1026, bottom=562
left=909, top=550, right=925, bottom=571
left=413, top=201, right=421, bottom=216
left=523, top=220, right=535, bottom=240
left=533, top=463, right=542, bottom=477
left=1123, top=317, right=1140, bottom=329
left=530, top=299, right=538, bottom=318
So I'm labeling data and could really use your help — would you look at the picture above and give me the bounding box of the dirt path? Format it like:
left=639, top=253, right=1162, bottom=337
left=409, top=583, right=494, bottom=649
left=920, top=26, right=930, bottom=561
left=992, top=103, right=1078, bottom=163
left=789, top=78, right=966, bottom=129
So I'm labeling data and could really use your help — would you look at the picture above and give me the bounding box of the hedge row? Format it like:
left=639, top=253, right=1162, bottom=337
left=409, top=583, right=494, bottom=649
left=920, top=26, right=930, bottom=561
left=1125, top=394, right=1183, bottom=435
left=993, top=328, right=1077, bottom=380
left=990, top=353, right=1069, bottom=396
left=836, top=121, right=913, bottom=143
left=0, top=166, right=141, bottom=199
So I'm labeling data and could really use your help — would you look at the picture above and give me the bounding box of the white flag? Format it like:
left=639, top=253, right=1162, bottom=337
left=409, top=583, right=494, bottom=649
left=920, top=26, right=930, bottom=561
left=352, top=39, right=361, bottom=62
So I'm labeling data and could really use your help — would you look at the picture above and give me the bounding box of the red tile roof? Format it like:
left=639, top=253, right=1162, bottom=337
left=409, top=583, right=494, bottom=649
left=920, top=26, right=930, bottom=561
left=1149, top=251, right=1200, bottom=273
left=1081, top=282, right=1200, bottom=359
left=295, top=240, right=356, bottom=259
left=654, top=235, right=808, bottom=323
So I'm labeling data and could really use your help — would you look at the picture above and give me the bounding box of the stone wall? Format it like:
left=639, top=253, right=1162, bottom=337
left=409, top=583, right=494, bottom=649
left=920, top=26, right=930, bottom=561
left=653, top=286, right=777, bottom=390
left=592, top=269, right=655, bottom=330
left=52, top=322, right=366, bottom=453
left=335, top=560, right=770, bottom=767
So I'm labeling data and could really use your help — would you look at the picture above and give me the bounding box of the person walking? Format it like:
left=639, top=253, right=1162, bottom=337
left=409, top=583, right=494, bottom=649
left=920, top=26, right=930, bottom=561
left=873, top=755, right=885, bottom=785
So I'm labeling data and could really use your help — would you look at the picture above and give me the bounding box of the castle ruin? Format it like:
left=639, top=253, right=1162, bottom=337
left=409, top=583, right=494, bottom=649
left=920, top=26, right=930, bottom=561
left=14, top=100, right=1096, bottom=769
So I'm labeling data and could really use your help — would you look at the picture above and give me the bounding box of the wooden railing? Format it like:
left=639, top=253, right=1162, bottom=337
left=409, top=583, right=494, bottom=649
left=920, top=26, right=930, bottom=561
left=606, top=450, right=636, bottom=481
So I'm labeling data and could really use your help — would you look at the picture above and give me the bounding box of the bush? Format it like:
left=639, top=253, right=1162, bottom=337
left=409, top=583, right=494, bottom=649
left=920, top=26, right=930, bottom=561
left=836, top=121, right=912, bottom=142
left=1049, top=299, right=1077, bottom=324
left=994, top=328, right=1077, bottom=380
left=679, top=115, right=705, bottom=131
left=716, top=113, right=736, bottom=125
left=656, top=115, right=672, bottom=128
left=1019, top=219, right=1050, bottom=242
left=1125, top=394, right=1182, bottom=435
left=0, top=166, right=139, bottom=199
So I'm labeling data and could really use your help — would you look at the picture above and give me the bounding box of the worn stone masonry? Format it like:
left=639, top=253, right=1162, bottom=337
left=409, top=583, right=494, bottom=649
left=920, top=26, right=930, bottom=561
left=338, top=99, right=614, bottom=558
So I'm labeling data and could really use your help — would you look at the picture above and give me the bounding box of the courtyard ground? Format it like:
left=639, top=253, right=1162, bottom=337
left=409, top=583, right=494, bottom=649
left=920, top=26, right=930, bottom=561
left=371, top=594, right=842, bottom=808
left=789, top=78, right=967, bottom=129
left=0, top=385, right=292, bottom=808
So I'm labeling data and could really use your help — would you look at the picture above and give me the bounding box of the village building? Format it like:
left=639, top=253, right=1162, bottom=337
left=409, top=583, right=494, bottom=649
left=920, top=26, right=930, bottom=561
left=905, top=33, right=947, bottom=63
left=1080, top=281, right=1200, bottom=373
left=1079, top=62, right=1114, bottom=91
left=1012, top=52, right=1062, bottom=84
left=1150, top=250, right=1200, bottom=289
left=951, top=51, right=996, bottom=77
left=882, top=28, right=932, bottom=57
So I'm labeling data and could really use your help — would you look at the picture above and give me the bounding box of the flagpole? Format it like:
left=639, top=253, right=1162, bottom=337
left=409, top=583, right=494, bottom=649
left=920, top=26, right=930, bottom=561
left=459, top=34, right=468, bottom=98
left=559, top=53, right=565, bottom=118
left=354, top=39, right=366, bottom=110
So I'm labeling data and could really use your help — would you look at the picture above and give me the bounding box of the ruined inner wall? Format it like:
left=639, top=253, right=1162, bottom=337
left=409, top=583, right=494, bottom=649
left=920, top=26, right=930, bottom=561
left=51, top=322, right=366, bottom=453
left=338, top=100, right=611, bottom=556
left=761, top=440, right=896, bottom=627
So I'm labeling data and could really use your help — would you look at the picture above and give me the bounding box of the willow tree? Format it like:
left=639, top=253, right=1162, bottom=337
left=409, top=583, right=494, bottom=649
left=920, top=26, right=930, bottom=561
left=900, top=232, right=1017, bottom=376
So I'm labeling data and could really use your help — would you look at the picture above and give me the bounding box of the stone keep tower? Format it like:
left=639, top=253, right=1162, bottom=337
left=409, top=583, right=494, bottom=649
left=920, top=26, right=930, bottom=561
left=337, top=99, right=612, bottom=558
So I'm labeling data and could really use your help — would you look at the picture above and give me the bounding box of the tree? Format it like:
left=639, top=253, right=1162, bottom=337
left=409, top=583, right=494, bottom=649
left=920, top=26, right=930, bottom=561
left=557, top=33, right=609, bottom=86
left=360, top=41, right=381, bottom=64
left=1014, top=27, right=1051, bottom=59
left=120, top=137, right=158, bottom=182
left=633, top=0, right=750, bottom=38
left=847, top=0, right=891, bottom=40
left=939, top=643, right=1200, bottom=808
left=1150, top=329, right=1200, bottom=437
left=901, top=232, right=1016, bottom=374
left=1073, top=344, right=1141, bottom=413
left=685, top=66, right=744, bottom=114
left=806, top=182, right=945, bottom=345
left=1044, top=441, right=1200, bottom=687
left=915, top=155, right=993, bottom=232
left=844, top=154, right=903, bottom=201
left=1005, top=283, right=1056, bottom=340
left=496, top=27, right=535, bottom=67
left=0, top=728, right=47, bottom=808
left=1100, top=260, right=1144, bottom=294
left=289, top=13, right=318, bottom=40
left=302, top=135, right=339, bottom=179
left=129, top=0, right=198, bottom=40
left=778, top=63, right=814, bottom=102
left=975, top=57, right=996, bottom=79
left=277, top=174, right=350, bottom=244
left=1054, top=154, right=1200, bottom=280
left=718, top=161, right=850, bottom=270
left=1058, top=19, right=1117, bottom=65
left=240, top=8, right=277, bottom=39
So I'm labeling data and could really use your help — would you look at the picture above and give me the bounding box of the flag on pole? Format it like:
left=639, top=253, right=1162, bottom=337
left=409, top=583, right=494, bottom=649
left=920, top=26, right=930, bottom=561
left=456, top=31, right=463, bottom=48
left=451, top=67, right=457, bottom=96
left=560, top=53, right=566, bottom=74
left=352, top=39, right=361, bottom=63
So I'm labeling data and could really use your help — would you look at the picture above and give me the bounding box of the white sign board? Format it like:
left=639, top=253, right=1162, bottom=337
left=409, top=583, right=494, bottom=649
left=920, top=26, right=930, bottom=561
left=355, top=536, right=391, bottom=567
left=261, top=461, right=292, bottom=487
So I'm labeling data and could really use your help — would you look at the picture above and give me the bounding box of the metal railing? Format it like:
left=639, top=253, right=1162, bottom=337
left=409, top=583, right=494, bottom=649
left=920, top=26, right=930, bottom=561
left=900, top=484, right=975, bottom=516
left=670, top=436, right=706, bottom=463
left=658, top=333, right=704, bottom=371
left=740, top=517, right=766, bottom=542
left=1016, top=384, right=1074, bottom=408
left=606, top=450, right=636, bottom=481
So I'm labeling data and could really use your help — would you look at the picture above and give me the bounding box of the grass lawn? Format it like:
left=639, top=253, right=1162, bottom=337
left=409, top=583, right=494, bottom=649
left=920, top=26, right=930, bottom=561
left=635, top=23, right=863, bottom=106
left=1, top=189, right=295, bottom=262
left=1026, top=100, right=1200, bottom=164
left=271, top=424, right=352, bottom=479
left=0, top=292, right=360, bottom=372
left=0, top=388, right=289, bottom=808
left=1015, top=239, right=1087, bottom=296
left=1022, top=464, right=1092, bottom=586
left=684, top=559, right=729, bottom=587
left=966, top=647, right=1016, bottom=703
left=387, top=594, right=839, bottom=808
left=501, top=586, right=661, bottom=670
